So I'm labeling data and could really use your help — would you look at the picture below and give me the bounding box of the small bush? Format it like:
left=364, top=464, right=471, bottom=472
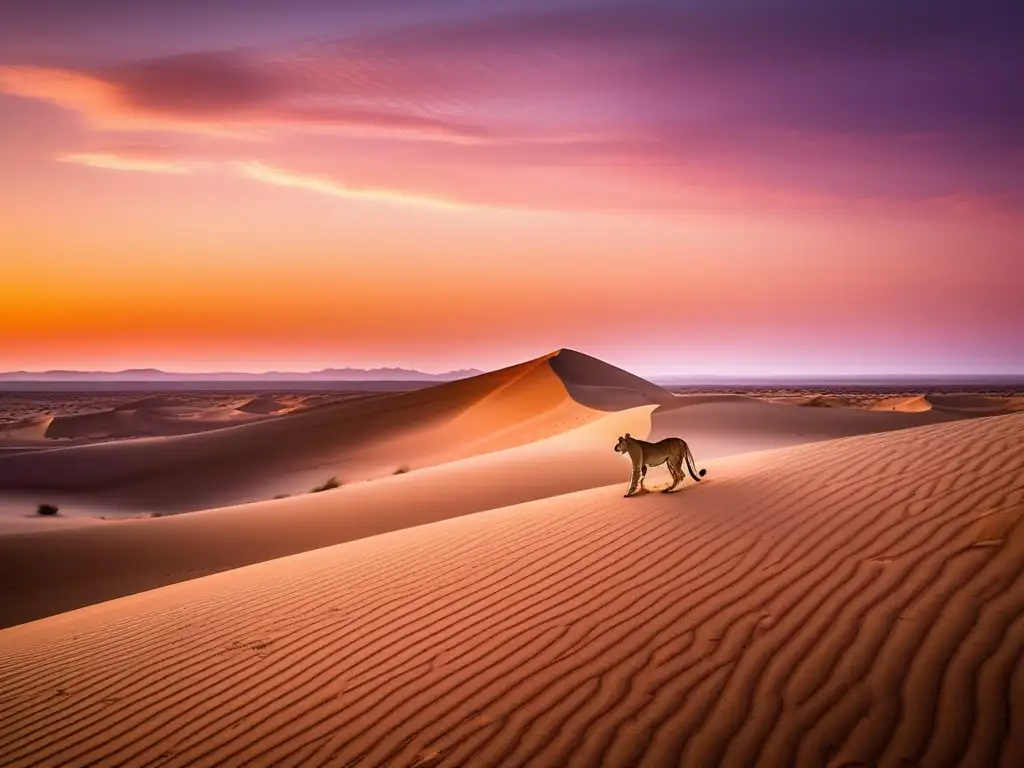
left=273, top=493, right=290, bottom=500
left=310, top=477, right=341, bottom=493
left=393, top=465, right=410, bottom=475
left=37, top=503, right=59, bottom=516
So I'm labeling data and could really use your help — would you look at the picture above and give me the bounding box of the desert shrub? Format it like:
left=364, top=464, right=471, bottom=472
left=310, top=477, right=341, bottom=493
left=37, top=503, right=59, bottom=516
left=273, top=493, right=291, bottom=500
left=393, top=465, right=410, bottom=475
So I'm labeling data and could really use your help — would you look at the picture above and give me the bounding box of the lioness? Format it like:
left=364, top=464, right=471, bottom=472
left=614, top=433, right=706, bottom=497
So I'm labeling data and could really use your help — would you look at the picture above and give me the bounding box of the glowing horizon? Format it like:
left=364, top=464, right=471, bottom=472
left=2, top=1, right=1021, bottom=377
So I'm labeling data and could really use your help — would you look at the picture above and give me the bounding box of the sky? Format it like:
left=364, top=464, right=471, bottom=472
left=1, top=0, right=1022, bottom=377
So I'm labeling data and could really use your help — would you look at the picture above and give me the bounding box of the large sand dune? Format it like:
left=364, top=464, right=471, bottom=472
left=0, top=350, right=958, bottom=519
left=1, top=413, right=1021, bottom=767
left=1, top=350, right=983, bottom=627
left=0, top=351, right=605, bottom=513
left=0, top=350, right=968, bottom=627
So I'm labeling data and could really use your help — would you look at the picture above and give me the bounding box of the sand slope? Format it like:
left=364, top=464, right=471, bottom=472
left=0, top=350, right=962, bottom=519
left=548, top=349, right=676, bottom=410
left=0, top=381, right=964, bottom=628
left=0, top=351, right=607, bottom=512
left=649, top=395, right=959, bottom=458
left=927, top=394, right=1024, bottom=415
left=0, top=406, right=655, bottom=628
left=2, top=413, right=1022, bottom=767
left=870, top=395, right=933, bottom=412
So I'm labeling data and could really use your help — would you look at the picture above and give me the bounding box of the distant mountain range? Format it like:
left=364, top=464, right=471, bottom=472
left=0, top=367, right=485, bottom=383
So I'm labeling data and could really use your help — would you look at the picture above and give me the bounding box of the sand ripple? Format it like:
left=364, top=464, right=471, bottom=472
left=1, top=413, right=1022, bottom=767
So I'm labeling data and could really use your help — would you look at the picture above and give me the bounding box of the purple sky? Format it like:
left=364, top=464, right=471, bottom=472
left=1, top=0, right=1022, bottom=375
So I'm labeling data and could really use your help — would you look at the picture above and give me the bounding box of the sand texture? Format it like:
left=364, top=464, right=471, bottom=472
left=1, top=412, right=1022, bottom=767
left=0, top=350, right=963, bottom=627
left=2, top=351, right=1022, bottom=767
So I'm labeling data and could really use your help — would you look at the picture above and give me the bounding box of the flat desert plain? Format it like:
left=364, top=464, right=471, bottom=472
left=1, top=349, right=1022, bottom=767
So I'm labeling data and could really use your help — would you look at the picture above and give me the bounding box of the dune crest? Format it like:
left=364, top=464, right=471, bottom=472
left=0, top=351, right=642, bottom=513
left=1, top=413, right=1022, bottom=767
left=869, top=395, right=933, bottom=412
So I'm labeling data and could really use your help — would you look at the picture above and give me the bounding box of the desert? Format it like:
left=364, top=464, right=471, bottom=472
left=3, top=0, right=1022, bottom=764
left=2, top=349, right=1023, bottom=767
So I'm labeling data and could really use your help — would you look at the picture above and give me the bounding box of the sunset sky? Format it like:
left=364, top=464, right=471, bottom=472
left=2, top=0, right=1022, bottom=377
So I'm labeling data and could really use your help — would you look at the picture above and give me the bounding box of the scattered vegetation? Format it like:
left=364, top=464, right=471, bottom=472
left=310, top=477, right=341, bottom=493
left=393, top=465, right=410, bottom=475
left=273, top=493, right=291, bottom=500
left=37, top=503, right=59, bottom=516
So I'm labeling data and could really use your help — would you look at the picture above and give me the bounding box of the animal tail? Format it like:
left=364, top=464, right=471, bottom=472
left=683, top=442, right=707, bottom=482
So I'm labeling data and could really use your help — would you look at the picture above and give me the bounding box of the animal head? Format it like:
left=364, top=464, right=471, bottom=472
left=614, top=433, right=632, bottom=454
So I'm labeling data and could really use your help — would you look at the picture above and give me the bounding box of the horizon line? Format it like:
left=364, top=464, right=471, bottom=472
left=2, top=370, right=1023, bottom=382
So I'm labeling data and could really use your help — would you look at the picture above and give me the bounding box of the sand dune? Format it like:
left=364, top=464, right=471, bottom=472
left=767, top=391, right=1024, bottom=417
left=927, top=394, right=1024, bottom=415
left=0, top=394, right=293, bottom=444
left=0, top=350, right=962, bottom=518
left=549, top=350, right=677, bottom=410
left=870, top=395, right=933, bottom=412
left=0, top=406, right=656, bottom=628
left=235, top=395, right=294, bottom=415
left=0, top=354, right=967, bottom=626
left=0, top=351, right=608, bottom=513
left=0, top=415, right=53, bottom=440
left=0, top=351, right=974, bottom=625
left=39, top=404, right=273, bottom=440
left=1, top=413, right=1021, bottom=767
left=649, top=395, right=957, bottom=458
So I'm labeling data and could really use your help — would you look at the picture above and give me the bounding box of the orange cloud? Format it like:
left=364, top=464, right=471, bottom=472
left=232, top=161, right=470, bottom=210
left=0, top=66, right=255, bottom=138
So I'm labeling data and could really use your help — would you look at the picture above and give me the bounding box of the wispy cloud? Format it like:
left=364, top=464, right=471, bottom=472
left=0, top=57, right=493, bottom=143
left=232, top=161, right=470, bottom=210
left=58, top=151, right=194, bottom=175
left=3, top=0, right=1020, bottom=210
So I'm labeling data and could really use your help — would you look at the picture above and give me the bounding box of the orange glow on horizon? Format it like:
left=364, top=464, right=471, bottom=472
left=1, top=6, right=1021, bottom=377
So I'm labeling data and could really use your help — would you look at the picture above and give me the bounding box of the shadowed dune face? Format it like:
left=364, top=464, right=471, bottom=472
left=0, top=392, right=352, bottom=444
left=1, top=413, right=1022, bottom=767
left=927, top=394, right=1024, bottom=414
left=549, top=348, right=678, bottom=410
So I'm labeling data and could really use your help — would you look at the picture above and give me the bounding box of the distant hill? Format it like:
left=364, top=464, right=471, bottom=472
left=0, top=367, right=485, bottom=383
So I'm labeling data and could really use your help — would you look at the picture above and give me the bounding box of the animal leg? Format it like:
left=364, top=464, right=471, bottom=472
left=638, top=465, right=651, bottom=493
left=625, top=465, right=641, bottom=497
left=662, top=460, right=681, bottom=492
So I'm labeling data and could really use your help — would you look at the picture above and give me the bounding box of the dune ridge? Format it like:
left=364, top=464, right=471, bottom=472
left=0, top=351, right=978, bottom=625
left=0, top=349, right=962, bottom=518
left=1, top=412, right=1022, bottom=767
left=0, top=351, right=607, bottom=512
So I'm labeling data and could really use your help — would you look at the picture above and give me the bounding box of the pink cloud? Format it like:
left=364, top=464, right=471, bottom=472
left=0, top=59, right=492, bottom=143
